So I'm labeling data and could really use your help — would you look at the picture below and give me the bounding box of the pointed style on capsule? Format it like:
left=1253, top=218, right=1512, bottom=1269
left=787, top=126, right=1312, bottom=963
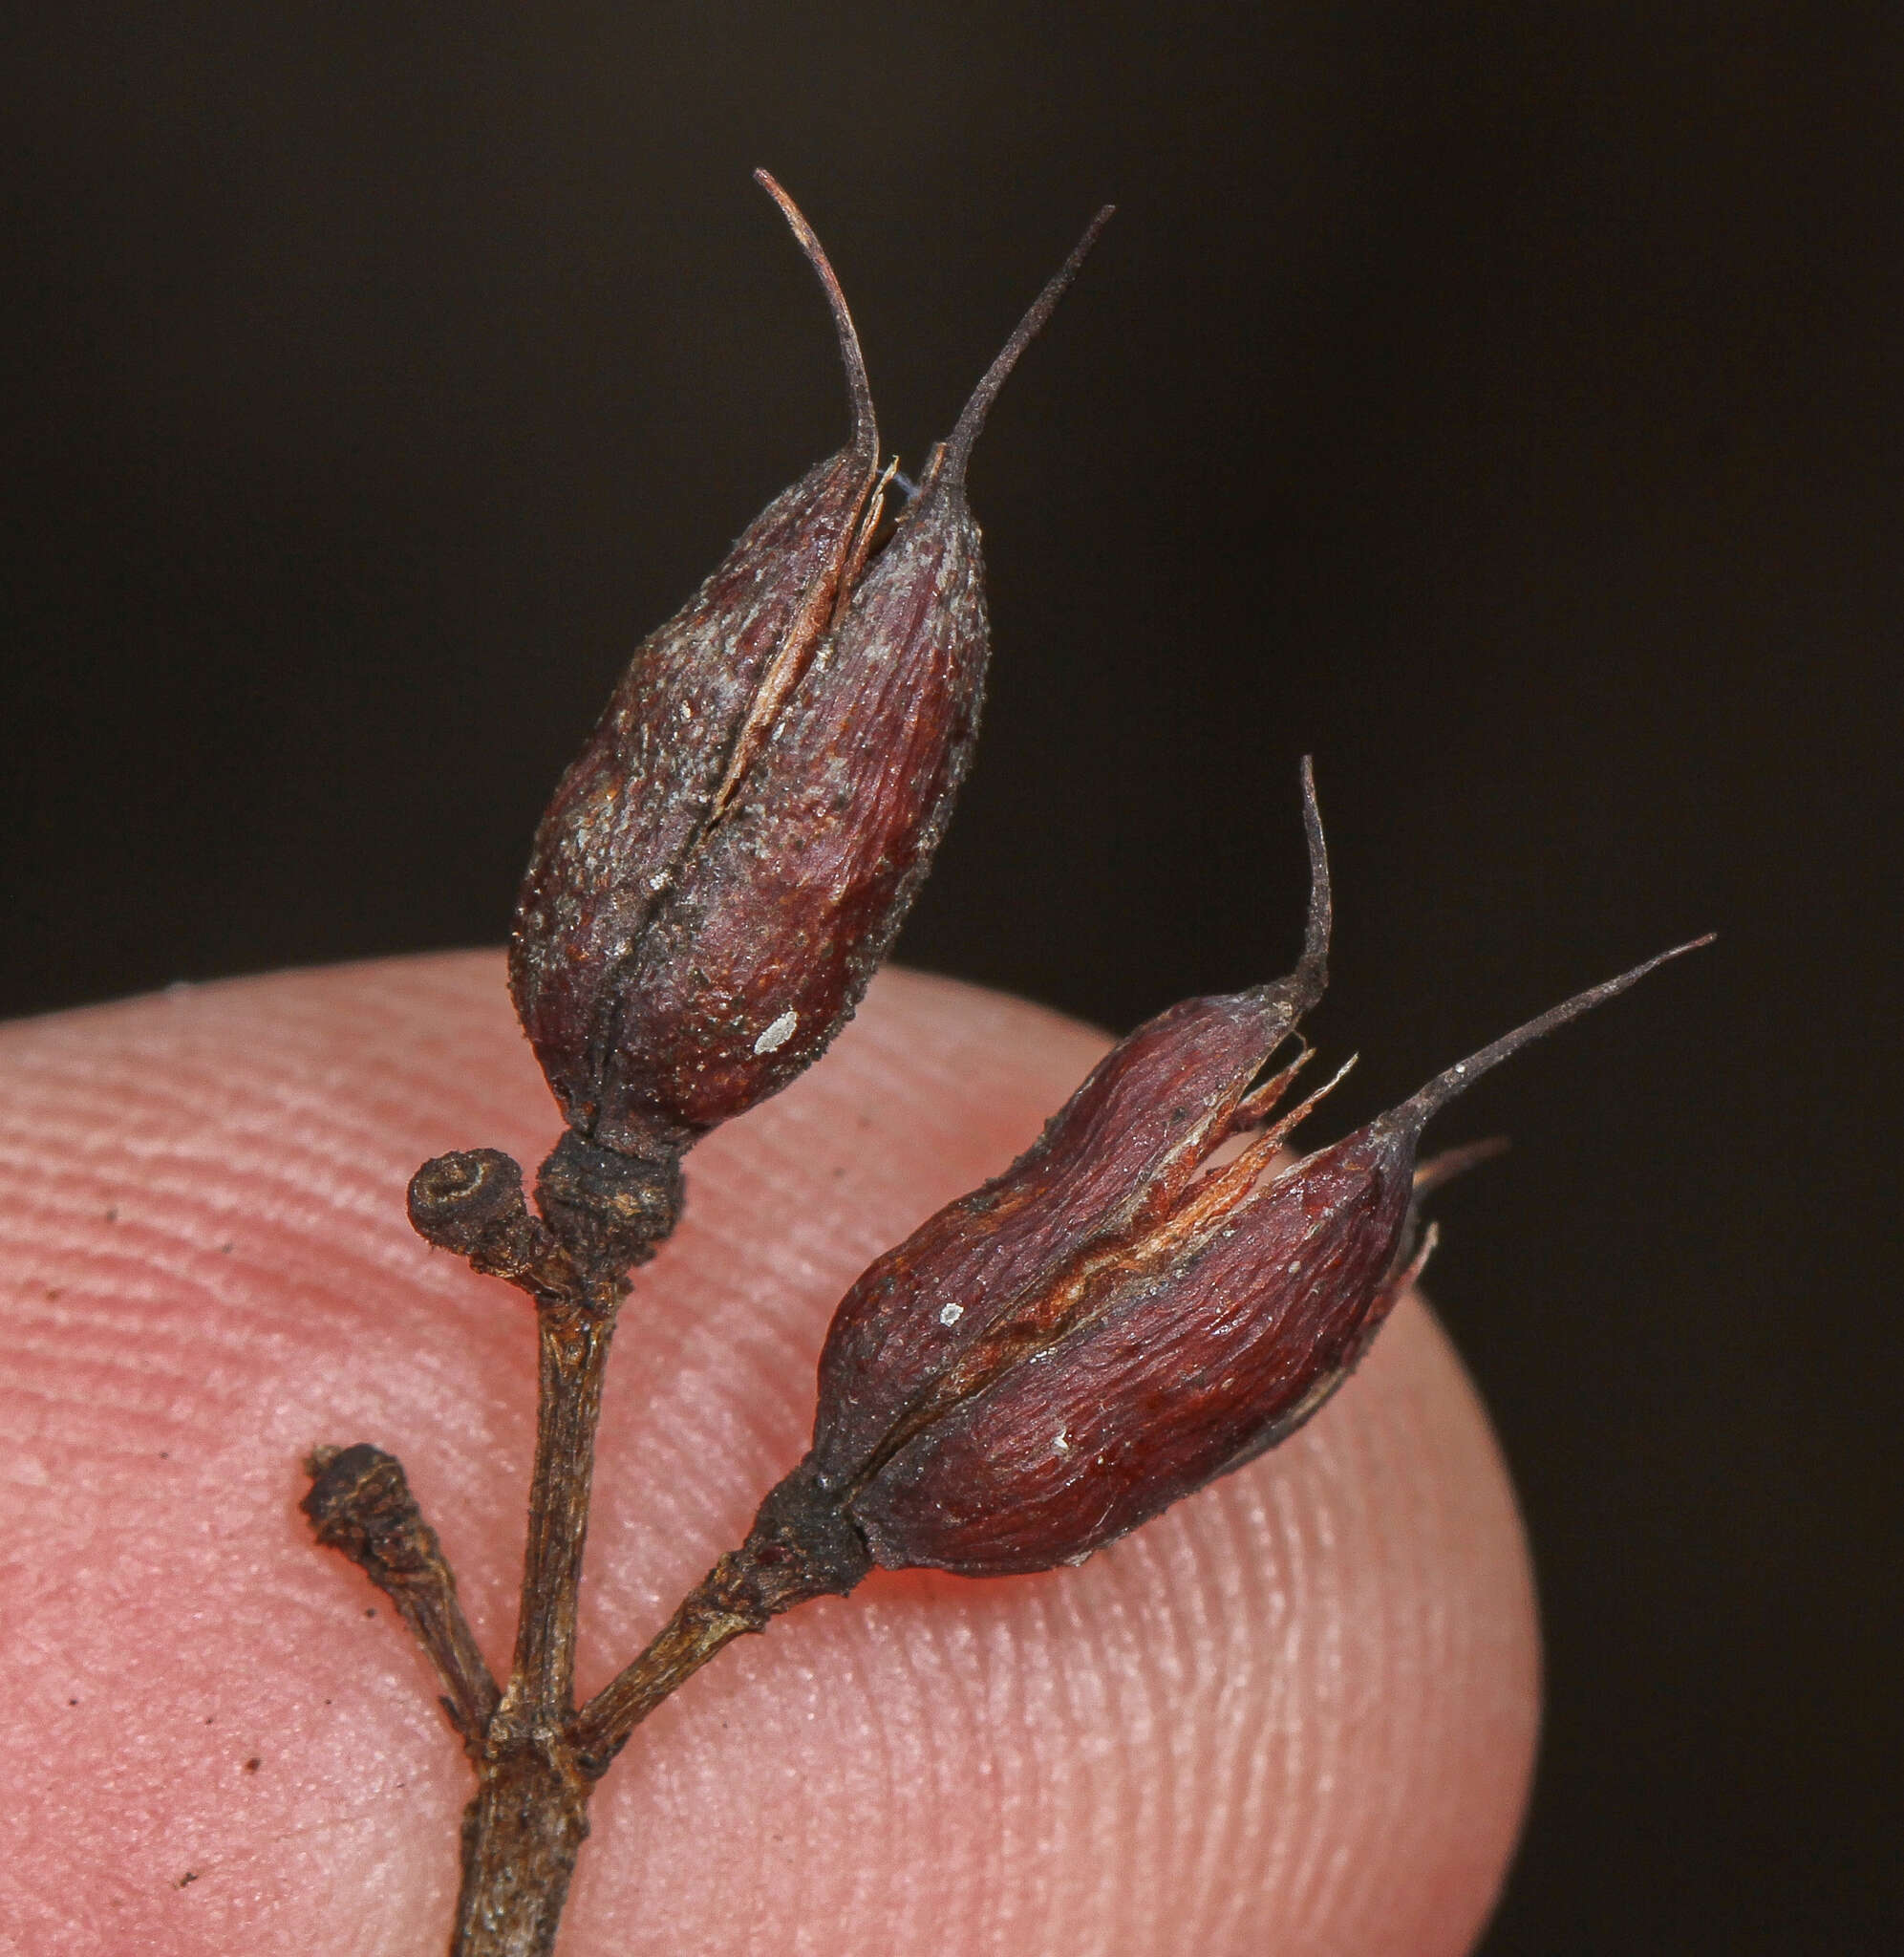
left=805, top=886, right=1710, bottom=1577
left=509, top=173, right=883, bottom=1170
left=519, top=197, right=1115, bottom=1188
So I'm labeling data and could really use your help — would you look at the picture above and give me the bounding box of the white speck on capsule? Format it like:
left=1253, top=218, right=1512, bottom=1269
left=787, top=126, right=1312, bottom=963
left=1053, top=1430, right=1071, bottom=1452
left=939, top=1302, right=964, bottom=1326
left=752, top=1010, right=800, bottom=1056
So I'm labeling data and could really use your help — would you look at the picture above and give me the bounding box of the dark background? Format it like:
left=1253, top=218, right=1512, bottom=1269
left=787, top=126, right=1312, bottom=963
left=4, top=6, right=1895, bottom=1951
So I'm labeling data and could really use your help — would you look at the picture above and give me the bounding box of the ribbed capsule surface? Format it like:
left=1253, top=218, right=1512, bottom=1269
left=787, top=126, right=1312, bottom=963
left=509, top=177, right=880, bottom=1146
left=818, top=935, right=1706, bottom=1578
left=812, top=763, right=1331, bottom=1489
left=510, top=190, right=1113, bottom=1159
left=848, top=1115, right=1419, bottom=1575
left=592, top=470, right=986, bottom=1146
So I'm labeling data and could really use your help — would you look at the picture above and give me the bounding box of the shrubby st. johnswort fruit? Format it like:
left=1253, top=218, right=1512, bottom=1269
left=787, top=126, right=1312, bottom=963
left=301, top=176, right=1706, bottom=1957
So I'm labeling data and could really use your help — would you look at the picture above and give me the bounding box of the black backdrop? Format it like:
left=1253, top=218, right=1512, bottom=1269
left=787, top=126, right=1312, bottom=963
left=4, top=7, right=1896, bottom=1952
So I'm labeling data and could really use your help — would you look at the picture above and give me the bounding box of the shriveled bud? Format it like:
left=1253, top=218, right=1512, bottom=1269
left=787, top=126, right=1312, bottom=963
left=816, top=920, right=1709, bottom=1578
left=511, top=188, right=1115, bottom=1167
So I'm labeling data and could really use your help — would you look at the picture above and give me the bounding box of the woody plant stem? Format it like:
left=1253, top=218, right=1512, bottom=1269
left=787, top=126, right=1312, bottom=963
left=301, top=1142, right=857, bottom=1957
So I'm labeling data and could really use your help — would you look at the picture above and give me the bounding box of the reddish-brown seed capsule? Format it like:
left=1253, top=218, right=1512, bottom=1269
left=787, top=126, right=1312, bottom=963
left=509, top=174, right=883, bottom=1151
left=817, top=914, right=1708, bottom=1578
left=510, top=186, right=1114, bottom=1162
left=811, top=760, right=1333, bottom=1492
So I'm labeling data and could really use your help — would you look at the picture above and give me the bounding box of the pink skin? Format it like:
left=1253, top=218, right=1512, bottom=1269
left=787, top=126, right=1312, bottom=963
left=0, top=957, right=1537, bottom=1955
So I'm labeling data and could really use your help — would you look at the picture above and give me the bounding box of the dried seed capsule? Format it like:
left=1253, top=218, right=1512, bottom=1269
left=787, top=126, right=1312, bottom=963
left=819, top=929, right=1709, bottom=1578
left=508, top=173, right=883, bottom=1151
left=812, top=760, right=1331, bottom=1490
left=538, top=204, right=1115, bottom=1159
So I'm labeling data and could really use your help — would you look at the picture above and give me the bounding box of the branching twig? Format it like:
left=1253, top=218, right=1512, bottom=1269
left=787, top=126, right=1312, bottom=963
left=301, top=1443, right=500, bottom=1749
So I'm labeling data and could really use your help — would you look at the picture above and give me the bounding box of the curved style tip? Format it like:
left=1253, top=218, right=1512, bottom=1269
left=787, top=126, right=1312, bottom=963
left=1294, top=757, right=1331, bottom=1006
left=754, top=169, right=877, bottom=460
left=1398, top=933, right=1717, bottom=1129
left=937, top=202, right=1116, bottom=488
